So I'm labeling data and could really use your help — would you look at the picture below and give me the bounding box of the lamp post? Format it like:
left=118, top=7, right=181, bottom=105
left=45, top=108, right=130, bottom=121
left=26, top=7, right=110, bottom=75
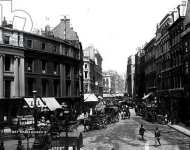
left=32, top=90, right=40, bottom=150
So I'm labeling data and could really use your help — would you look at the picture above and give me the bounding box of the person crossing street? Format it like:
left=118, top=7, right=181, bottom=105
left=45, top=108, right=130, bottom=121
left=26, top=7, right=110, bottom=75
left=139, top=124, right=145, bottom=140
left=154, top=127, right=161, bottom=146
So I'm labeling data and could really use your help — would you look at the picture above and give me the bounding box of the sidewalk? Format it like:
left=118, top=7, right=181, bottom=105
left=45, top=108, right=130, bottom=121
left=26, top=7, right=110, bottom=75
left=2, top=125, right=85, bottom=149
left=168, top=124, right=190, bottom=137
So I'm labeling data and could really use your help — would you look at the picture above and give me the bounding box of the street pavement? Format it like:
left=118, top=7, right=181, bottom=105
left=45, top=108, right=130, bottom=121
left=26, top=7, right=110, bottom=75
left=2, top=109, right=190, bottom=150
left=81, top=109, right=190, bottom=150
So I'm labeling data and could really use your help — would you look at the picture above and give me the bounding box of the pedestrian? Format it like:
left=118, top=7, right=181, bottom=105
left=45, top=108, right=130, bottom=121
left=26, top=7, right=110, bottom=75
left=139, top=124, right=145, bottom=140
left=0, top=141, right=5, bottom=150
left=83, top=112, right=88, bottom=132
left=16, top=140, right=24, bottom=150
left=154, top=127, right=161, bottom=146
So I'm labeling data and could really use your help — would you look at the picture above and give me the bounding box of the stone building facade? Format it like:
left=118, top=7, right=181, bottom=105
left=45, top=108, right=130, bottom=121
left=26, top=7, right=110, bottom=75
left=0, top=18, right=83, bottom=125
left=83, top=46, right=103, bottom=96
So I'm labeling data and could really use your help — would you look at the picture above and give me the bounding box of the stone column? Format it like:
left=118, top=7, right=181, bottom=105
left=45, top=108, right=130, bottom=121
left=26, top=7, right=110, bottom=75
left=14, top=56, right=19, bottom=97
left=19, top=57, right=25, bottom=97
left=0, top=54, right=4, bottom=98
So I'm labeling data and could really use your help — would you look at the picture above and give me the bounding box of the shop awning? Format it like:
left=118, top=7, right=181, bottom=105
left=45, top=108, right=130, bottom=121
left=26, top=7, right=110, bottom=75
left=142, top=92, right=153, bottom=100
left=84, top=93, right=98, bottom=102
left=98, top=96, right=103, bottom=100
left=24, top=98, right=46, bottom=108
left=41, top=97, right=62, bottom=111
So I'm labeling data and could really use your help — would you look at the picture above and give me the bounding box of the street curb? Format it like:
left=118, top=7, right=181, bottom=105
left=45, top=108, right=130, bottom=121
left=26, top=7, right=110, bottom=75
left=167, top=124, right=190, bottom=138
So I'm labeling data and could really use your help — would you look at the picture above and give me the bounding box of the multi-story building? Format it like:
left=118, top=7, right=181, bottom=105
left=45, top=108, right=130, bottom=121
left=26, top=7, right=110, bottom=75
left=0, top=18, right=83, bottom=125
left=103, top=72, right=113, bottom=94
left=144, top=38, right=157, bottom=94
left=154, top=2, right=187, bottom=123
left=134, top=48, right=145, bottom=98
left=125, top=55, right=135, bottom=97
left=83, top=46, right=103, bottom=96
left=103, top=70, right=124, bottom=94
left=167, top=10, right=185, bottom=123
left=133, top=1, right=188, bottom=123
left=181, top=0, right=190, bottom=123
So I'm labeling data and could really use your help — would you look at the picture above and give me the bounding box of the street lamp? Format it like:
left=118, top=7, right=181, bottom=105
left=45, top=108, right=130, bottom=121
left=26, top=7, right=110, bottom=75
left=32, top=90, right=40, bottom=150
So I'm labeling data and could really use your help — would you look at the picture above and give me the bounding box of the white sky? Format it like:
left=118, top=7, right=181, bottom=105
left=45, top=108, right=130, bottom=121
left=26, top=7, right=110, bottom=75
left=11, top=0, right=182, bottom=74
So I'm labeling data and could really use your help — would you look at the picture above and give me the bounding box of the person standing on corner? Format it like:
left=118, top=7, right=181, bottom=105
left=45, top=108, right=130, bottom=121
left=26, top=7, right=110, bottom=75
left=154, top=127, right=161, bottom=146
left=139, top=124, right=145, bottom=140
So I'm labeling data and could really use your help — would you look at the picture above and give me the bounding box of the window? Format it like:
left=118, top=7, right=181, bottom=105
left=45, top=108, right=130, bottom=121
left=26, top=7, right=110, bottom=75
left=4, top=80, right=11, bottom=97
left=27, top=78, right=34, bottom=97
left=84, top=83, right=88, bottom=93
left=41, top=42, right=46, bottom=50
left=27, top=58, right=33, bottom=72
left=18, top=35, right=20, bottom=46
left=74, top=67, right=79, bottom=79
left=84, top=71, right=88, bottom=79
left=3, top=35, right=10, bottom=44
left=66, top=65, right=70, bottom=79
left=75, top=82, right=79, bottom=96
left=42, top=60, right=47, bottom=73
left=54, top=80, right=59, bottom=97
left=185, top=61, right=189, bottom=74
left=53, top=45, right=57, bottom=52
left=27, top=39, right=32, bottom=48
left=53, top=62, right=58, bottom=74
left=185, top=41, right=188, bottom=52
left=84, top=63, right=88, bottom=69
left=65, top=49, right=69, bottom=56
left=66, top=80, right=71, bottom=96
left=4, top=55, right=11, bottom=71
left=42, top=79, right=48, bottom=97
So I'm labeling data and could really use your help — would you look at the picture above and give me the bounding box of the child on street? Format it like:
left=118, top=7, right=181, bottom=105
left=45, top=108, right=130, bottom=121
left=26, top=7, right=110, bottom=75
left=139, top=124, right=145, bottom=140
left=154, top=127, right=161, bottom=146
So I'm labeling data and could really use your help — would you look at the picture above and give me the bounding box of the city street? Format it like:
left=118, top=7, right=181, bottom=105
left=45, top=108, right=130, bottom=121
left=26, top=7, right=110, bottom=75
left=81, top=109, right=190, bottom=150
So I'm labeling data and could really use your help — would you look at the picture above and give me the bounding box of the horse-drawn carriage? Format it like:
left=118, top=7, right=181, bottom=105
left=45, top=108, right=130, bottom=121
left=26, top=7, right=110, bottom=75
left=120, top=105, right=130, bottom=120
left=83, top=105, right=119, bottom=131
left=104, top=106, right=119, bottom=124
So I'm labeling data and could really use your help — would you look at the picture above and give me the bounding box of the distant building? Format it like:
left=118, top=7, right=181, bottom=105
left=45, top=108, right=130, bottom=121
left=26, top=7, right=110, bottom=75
left=103, top=72, right=113, bottom=94
left=134, top=48, right=145, bottom=98
left=125, top=55, right=135, bottom=97
left=103, top=70, right=124, bottom=94
left=83, top=46, right=103, bottom=96
left=0, top=18, right=83, bottom=125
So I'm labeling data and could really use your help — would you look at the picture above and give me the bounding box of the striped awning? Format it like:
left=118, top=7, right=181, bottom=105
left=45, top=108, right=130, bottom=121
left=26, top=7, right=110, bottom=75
left=41, top=97, right=62, bottom=111
left=24, top=98, right=46, bottom=108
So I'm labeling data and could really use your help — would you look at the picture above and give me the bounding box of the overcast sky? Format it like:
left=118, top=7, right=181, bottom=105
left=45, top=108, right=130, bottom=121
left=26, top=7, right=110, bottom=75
left=11, top=0, right=182, bottom=74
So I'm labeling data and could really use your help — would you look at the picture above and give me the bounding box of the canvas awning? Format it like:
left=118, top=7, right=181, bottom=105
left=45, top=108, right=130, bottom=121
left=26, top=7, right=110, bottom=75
left=142, top=92, right=153, bottom=100
left=84, top=93, right=98, bottom=102
left=24, top=98, right=46, bottom=108
left=98, top=96, right=103, bottom=100
left=41, top=97, right=62, bottom=111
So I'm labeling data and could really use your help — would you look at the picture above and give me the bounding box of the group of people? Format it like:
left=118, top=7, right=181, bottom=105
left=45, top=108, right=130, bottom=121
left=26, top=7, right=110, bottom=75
left=120, top=105, right=130, bottom=119
left=139, top=124, right=161, bottom=146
